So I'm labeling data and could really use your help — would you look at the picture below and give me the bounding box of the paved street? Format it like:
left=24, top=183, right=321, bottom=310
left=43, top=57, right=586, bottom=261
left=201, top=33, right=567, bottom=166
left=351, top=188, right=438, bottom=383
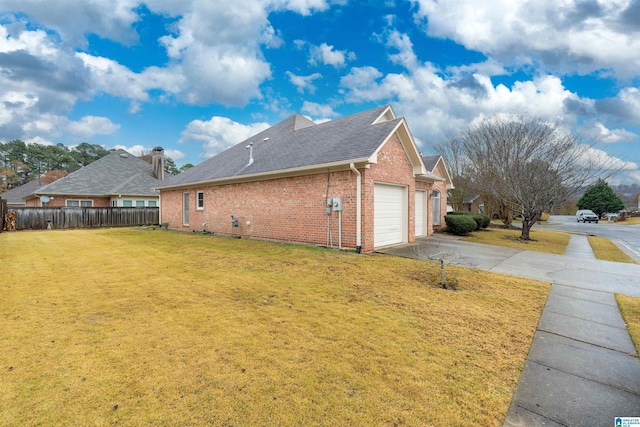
left=538, top=215, right=640, bottom=261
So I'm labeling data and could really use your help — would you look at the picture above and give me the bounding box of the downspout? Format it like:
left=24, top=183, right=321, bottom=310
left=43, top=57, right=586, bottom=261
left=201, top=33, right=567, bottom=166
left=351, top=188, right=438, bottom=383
left=349, top=163, right=362, bottom=253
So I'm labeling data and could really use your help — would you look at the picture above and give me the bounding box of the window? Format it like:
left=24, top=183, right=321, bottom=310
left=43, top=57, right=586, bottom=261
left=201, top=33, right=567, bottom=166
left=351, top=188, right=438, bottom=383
left=66, top=200, right=93, bottom=207
left=111, top=200, right=117, bottom=207
left=183, top=192, right=190, bottom=225
left=148, top=200, right=157, bottom=207
left=136, top=200, right=145, bottom=207
left=122, top=200, right=133, bottom=207
left=196, top=191, right=204, bottom=210
left=431, top=190, right=441, bottom=226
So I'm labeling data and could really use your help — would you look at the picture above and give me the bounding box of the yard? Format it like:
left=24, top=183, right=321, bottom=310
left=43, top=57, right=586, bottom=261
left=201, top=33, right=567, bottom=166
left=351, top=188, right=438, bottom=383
left=0, top=229, right=549, bottom=426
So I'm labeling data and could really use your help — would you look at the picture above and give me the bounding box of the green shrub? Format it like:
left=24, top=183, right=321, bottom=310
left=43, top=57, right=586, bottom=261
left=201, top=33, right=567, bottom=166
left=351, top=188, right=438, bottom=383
left=448, top=211, right=490, bottom=229
left=471, top=213, right=491, bottom=229
left=445, top=214, right=478, bottom=235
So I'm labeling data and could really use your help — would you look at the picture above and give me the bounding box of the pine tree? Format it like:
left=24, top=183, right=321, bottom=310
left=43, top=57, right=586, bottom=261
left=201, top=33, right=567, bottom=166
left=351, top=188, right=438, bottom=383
left=577, top=179, right=624, bottom=217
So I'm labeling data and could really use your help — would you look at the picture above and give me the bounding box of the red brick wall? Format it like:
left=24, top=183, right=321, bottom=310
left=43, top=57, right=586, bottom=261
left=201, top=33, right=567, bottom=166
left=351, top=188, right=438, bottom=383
left=161, top=170, right=358, bottom=248
left=26, top=196, right=111, bottom=207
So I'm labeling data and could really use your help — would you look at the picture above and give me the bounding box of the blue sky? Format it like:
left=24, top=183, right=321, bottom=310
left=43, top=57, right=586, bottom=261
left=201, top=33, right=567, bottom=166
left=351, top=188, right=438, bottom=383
left=1, top=0, right=639, bottom=183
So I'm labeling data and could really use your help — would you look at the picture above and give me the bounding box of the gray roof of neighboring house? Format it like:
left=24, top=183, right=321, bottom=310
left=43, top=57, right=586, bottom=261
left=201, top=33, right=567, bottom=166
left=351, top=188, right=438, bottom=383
left=158, top=105, right=405, bottom=189
left=32, top=149, right=164, bottom=198
left=0, top=179, right=44, bottom=205
left=464, top=194, right=481, bottom=204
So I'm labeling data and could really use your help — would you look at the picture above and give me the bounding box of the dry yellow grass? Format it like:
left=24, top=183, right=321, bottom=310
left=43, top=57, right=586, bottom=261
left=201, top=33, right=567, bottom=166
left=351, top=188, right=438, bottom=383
left=616, top=294, right=640, bottom=355
left=614, top=217, right=640, bottom=225
left=464, top=227, right=570, bottom=254
left=587, top=236, right=638, bottom=264
left=0, top=229, right=549, bottom=426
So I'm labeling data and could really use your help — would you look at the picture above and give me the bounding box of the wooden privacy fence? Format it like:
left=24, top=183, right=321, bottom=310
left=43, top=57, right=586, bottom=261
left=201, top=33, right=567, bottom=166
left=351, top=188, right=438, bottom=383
left=0, top=199, right=6, bottom=233
left=7, top=207, right=160, bottom=231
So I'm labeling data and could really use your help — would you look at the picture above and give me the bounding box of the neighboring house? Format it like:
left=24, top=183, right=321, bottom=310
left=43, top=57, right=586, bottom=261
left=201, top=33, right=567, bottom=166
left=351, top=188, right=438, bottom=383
left=0, top=179, right=45, bottom=206
left=462, top=194, right=485, bottom=214
left=156, top=105, right=450, bottom=253
left=24, top=148, right=166, bottom=207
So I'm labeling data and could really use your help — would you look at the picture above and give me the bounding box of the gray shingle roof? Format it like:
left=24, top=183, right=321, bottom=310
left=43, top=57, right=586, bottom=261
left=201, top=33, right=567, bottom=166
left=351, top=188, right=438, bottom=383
left=0, top=179, right=44, bottom=205
left=33, top=149, right=163, bottom=197
left=422, top=155, right=441, bottom=172
left=158, top=105, right=402, bottom=189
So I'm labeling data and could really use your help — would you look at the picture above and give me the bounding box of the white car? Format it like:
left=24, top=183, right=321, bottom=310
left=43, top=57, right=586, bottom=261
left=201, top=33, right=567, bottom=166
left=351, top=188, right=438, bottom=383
left=576, top=209, right=599, bottom=223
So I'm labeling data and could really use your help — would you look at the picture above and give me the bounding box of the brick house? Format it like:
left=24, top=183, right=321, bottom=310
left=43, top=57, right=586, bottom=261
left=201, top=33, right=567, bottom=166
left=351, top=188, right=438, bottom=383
left=156, top=105, right=451, bottom=253
left=23, top=148, right=166, bottom=208
left=1, top=179, right=45, bottom=207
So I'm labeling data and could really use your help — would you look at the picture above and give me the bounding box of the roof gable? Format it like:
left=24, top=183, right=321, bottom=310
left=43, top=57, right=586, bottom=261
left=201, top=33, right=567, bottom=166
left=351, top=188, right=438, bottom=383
left=421, top=155, right=454, bottom=188
left=159, top=105, right=422, bottom=189
left=31, top=150, right=163, bottom=198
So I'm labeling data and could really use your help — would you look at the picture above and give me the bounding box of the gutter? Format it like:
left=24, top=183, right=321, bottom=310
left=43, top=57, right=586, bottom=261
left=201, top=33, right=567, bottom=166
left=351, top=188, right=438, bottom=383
left=350, top=163, right=362, bottom=252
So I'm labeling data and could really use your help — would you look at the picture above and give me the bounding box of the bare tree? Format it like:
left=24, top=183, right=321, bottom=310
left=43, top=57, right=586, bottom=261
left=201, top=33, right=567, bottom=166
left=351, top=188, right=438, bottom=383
left=433, top=138, right=474, bottom=212
left=458, top=116, right=617, bottom=240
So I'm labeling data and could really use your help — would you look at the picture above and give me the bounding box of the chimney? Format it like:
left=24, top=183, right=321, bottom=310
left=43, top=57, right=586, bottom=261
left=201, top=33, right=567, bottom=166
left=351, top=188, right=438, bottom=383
left=151, top=146, right=165, bottom=180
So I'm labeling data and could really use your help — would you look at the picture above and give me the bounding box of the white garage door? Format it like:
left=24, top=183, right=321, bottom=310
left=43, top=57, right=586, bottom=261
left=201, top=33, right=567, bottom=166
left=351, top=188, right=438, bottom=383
left=374, top=184, right=405, bottom=248
left=415, top=190, right=427, bottom=237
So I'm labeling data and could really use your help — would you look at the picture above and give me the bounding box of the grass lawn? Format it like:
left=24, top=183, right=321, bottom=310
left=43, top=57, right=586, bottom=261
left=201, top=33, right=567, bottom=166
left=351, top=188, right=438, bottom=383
left=587, top=236, right=638, bottom=264
left=0, top=229, right=549, bottom=426
left=616, top=294, right=640, bottom=355
left=614, top=217, right=640, bottom=225
left=463, top=227, right=570, bottom=254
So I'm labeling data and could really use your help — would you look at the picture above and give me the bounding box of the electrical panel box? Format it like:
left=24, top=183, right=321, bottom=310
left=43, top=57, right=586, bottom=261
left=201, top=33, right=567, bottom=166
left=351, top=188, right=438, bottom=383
left=332, top=197, right=342, bottom=211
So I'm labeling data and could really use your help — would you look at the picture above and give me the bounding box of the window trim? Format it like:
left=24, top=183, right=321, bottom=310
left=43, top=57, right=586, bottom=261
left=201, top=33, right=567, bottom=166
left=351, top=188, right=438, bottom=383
left=196, top=191, right=204, bottom=210
left=66, top=199, right=93, bottom=207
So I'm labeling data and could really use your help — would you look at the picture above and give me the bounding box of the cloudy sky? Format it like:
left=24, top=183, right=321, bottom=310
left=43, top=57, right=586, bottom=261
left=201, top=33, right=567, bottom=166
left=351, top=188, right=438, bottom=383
left=1, top=0, right=639, bottom=183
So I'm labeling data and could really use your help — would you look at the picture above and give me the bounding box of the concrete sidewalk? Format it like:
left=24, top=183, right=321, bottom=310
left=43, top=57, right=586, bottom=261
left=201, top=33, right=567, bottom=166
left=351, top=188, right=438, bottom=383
left=378, top=234, right=640, bottom=426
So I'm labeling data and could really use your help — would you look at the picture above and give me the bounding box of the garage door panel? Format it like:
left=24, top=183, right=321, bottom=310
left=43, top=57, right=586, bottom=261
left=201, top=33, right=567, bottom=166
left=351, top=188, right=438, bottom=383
left=374, top=184, right=405, bottom=248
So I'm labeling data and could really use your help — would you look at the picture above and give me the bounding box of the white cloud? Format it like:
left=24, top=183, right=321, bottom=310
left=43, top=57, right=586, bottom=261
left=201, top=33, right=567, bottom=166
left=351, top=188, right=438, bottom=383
left=582, top=121, right=638, bottom=144
left=410, top=0, right=640, bottom=78
left=66, top=116, right=120, bottom=138
left=179, top=116, right=270, bottom=158
left=0, top=0, right=141, bottom=47
left=386, top=30, right=417, bottom=70
left=286, top=71, right=322, bottom=93
left=269, top=0, right=337, bottom=16
left=76, top=53, right=149, bottom=101
left=301, top=101, right=338, bottom=118
left=309, top=43, right=354, bottom=68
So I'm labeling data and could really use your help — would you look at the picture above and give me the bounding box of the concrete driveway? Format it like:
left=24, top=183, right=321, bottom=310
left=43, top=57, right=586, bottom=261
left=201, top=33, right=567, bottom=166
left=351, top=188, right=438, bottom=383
left=378, top=233, right=640, bottom=426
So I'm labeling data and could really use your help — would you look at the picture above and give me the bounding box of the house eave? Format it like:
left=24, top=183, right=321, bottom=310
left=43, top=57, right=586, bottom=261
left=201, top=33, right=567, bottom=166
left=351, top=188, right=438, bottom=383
left=155, top=157, right=372, bottom=191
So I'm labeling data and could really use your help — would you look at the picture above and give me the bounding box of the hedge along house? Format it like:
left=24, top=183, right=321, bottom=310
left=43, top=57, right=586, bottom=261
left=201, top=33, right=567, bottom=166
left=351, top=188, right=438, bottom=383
left=24, top=147, right=166, bottom=208
left=156, top=105, right=450, bottom=253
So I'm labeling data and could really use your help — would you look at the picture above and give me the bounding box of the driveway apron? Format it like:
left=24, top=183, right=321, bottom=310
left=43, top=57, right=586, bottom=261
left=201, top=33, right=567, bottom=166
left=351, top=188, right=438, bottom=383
left=378, top=234, right=640, bottom=426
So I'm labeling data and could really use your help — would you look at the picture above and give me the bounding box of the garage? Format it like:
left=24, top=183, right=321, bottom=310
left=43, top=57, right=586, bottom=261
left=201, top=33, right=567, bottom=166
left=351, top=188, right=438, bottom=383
left=374, top=183, right=406, bottom=248
left=415, top=190, right=427, bottom=237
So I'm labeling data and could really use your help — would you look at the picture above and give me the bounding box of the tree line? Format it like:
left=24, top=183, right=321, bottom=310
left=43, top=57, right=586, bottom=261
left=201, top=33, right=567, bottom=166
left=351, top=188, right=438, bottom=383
left=0, top=140, right=186, bottom=192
